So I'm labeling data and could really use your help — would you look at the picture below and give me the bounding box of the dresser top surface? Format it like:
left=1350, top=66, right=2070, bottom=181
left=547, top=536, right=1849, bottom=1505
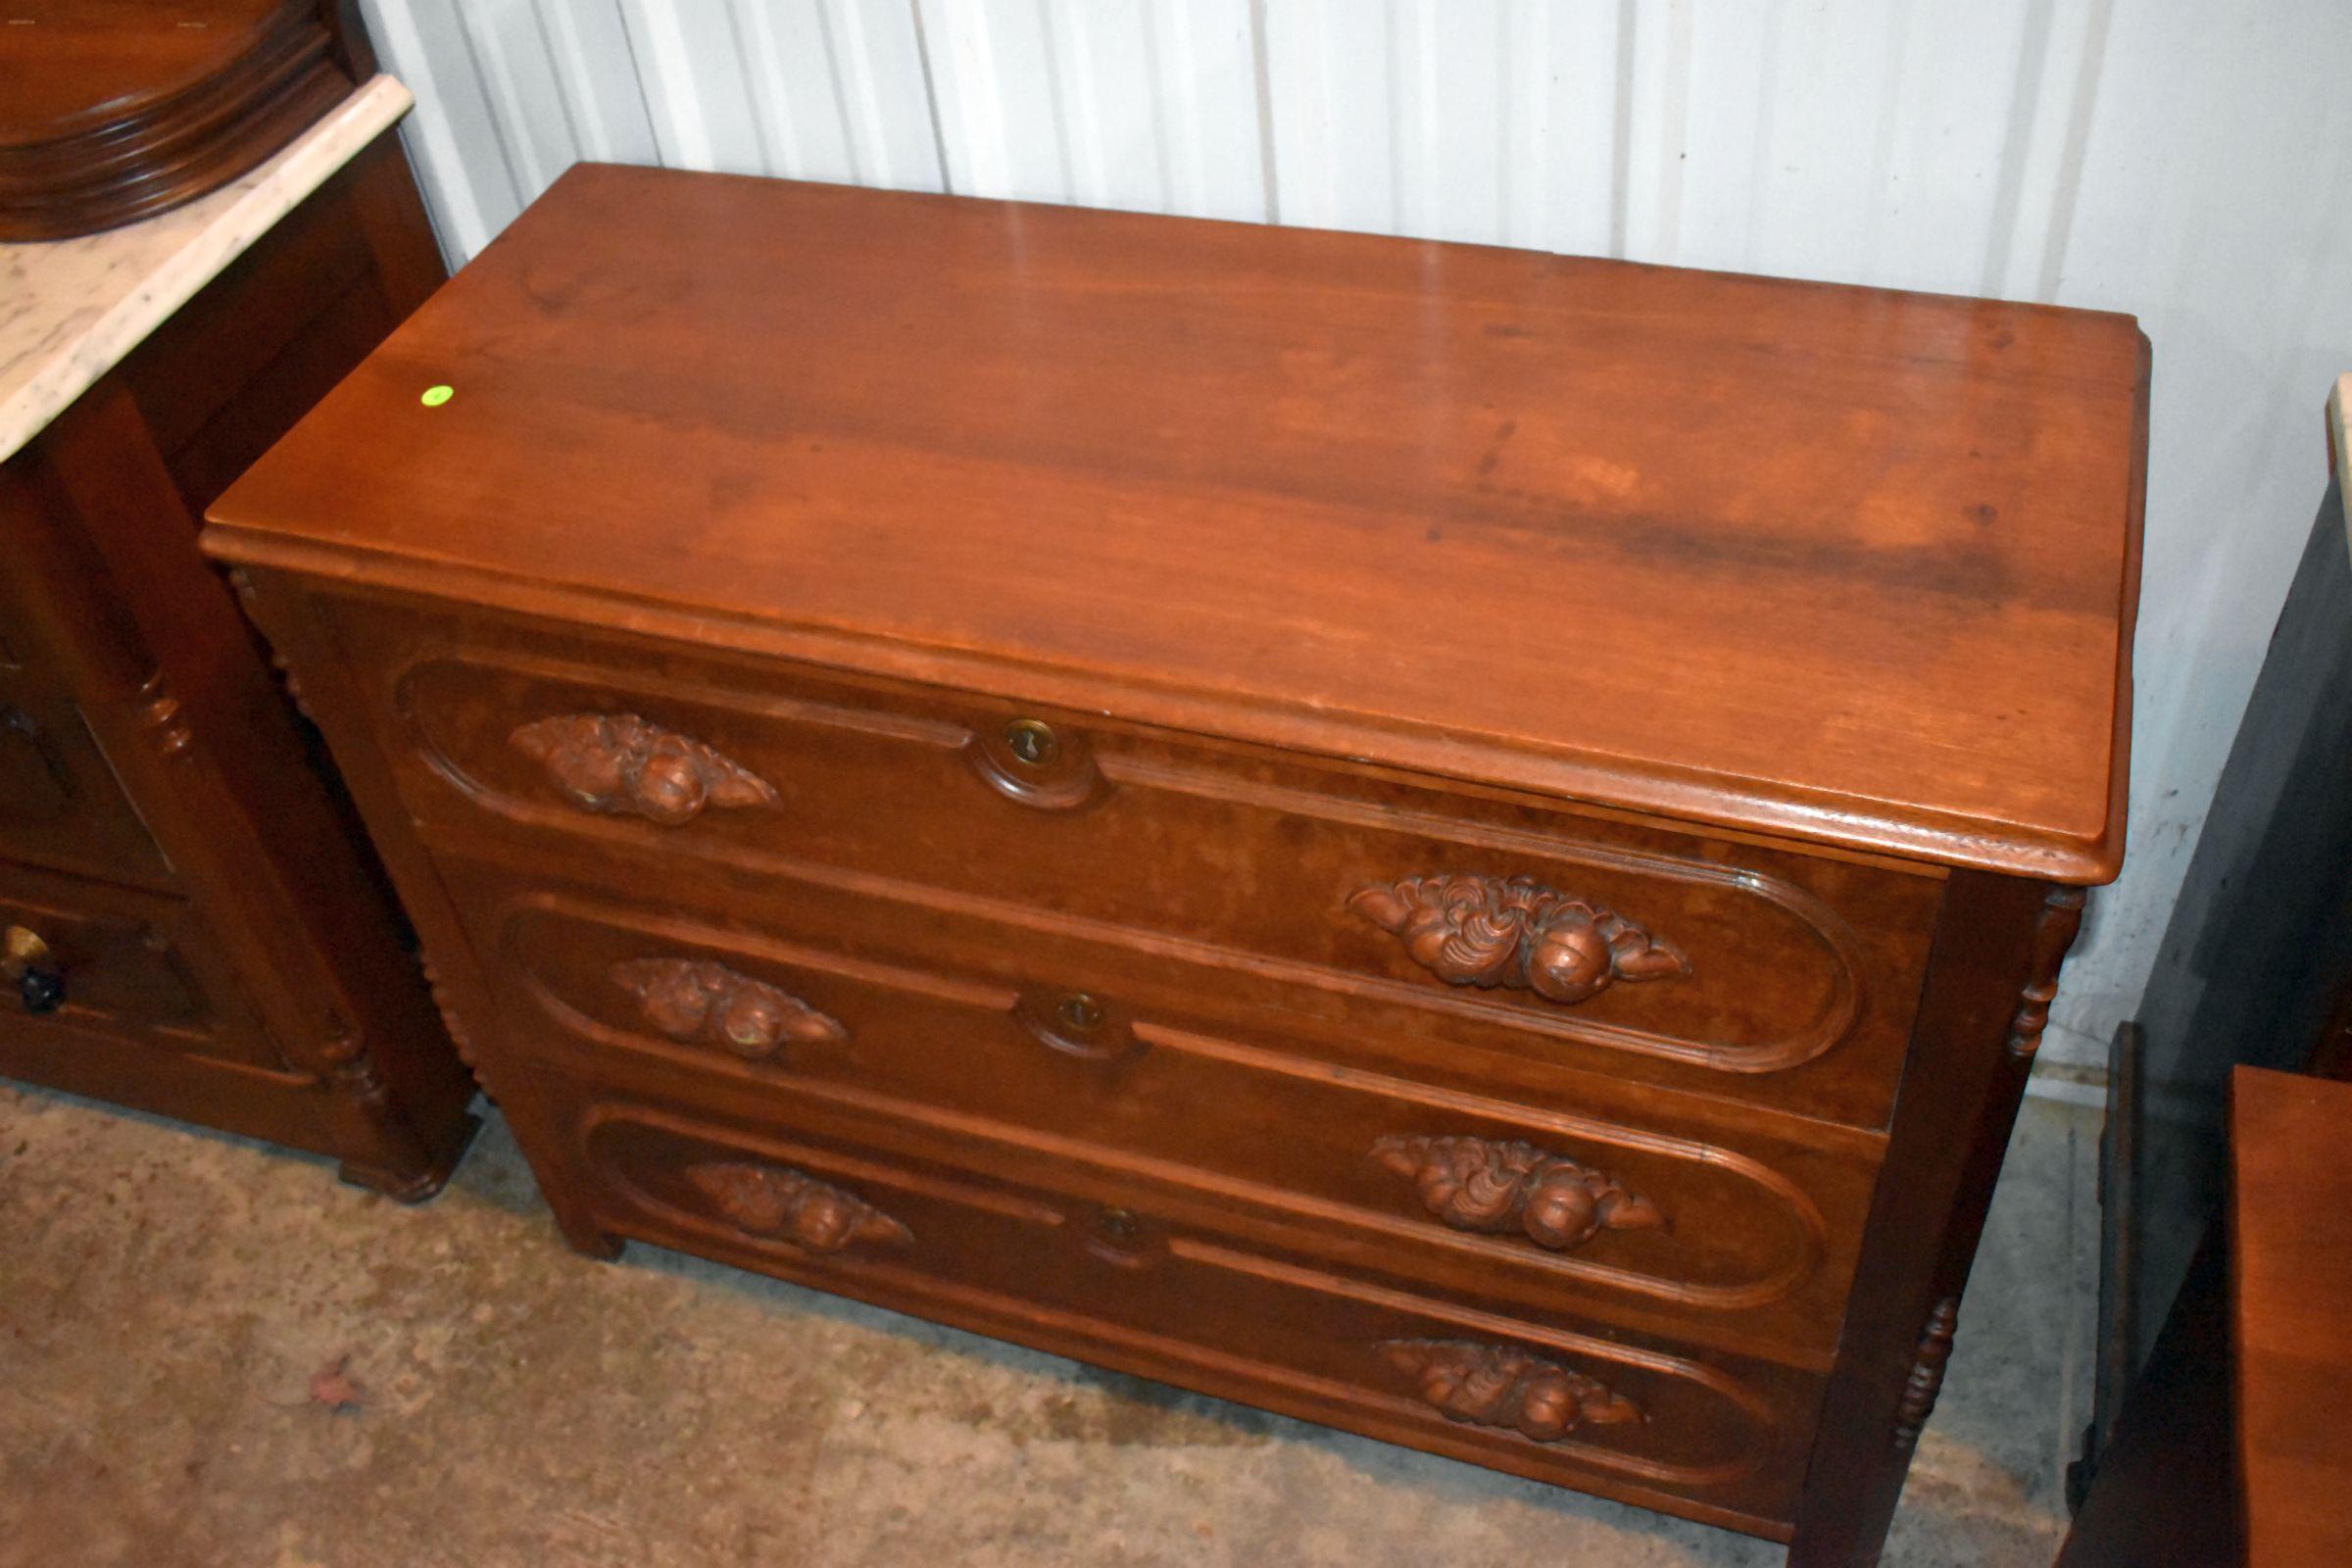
left=205, top=164, right=2146, bottom=882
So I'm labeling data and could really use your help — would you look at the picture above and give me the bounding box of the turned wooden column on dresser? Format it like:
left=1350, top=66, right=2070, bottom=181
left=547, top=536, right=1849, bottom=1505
left=204, top=166, right=2146, bottom=1563
left=0, top=79, right=474, bottom=1197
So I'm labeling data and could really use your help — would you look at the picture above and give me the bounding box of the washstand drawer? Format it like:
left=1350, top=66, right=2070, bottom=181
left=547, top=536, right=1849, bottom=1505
left=451, top=858, right=1876, bottom=1364
left=545, top=1065, right=1822, bottom=1535
left=332, top=596, right=1943, bottom=1130
left=0, top=859, right=284, bottom=1071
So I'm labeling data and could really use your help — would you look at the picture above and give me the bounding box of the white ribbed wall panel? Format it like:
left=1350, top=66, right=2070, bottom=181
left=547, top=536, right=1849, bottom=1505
left=354, top=0, right=2352, bottom=1075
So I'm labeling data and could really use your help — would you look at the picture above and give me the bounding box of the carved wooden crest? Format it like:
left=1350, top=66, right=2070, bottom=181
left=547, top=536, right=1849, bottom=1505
left=1348, top=874, right=1690, bottom=1004
left=510, top=712, right=777, bottom=825
left=1372, top=1133, right=1662, bottom=1250
left=1379, top=1339, right=1642, bottom=1441
left=685, top=1160, right=910, bottom=1253
left=610, top=957, right=847, bottom=1060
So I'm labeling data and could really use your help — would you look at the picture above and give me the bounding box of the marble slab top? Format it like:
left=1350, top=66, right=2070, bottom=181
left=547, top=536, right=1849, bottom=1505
left=0, top=75, right=416, bottom=464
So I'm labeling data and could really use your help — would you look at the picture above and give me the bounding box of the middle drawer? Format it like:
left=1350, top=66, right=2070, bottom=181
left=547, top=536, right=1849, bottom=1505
left=437, top=849, right=1880, bottom=1369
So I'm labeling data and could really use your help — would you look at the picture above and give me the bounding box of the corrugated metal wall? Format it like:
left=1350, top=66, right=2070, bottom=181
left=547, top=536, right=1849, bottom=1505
left=357, top=0, right=2352, bottom=1077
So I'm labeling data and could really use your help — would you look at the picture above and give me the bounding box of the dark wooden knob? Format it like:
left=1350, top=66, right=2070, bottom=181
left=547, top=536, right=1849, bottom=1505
left=5, top=925, right=62, bottom=1014
left=18, top=966, right=63, bottom=1014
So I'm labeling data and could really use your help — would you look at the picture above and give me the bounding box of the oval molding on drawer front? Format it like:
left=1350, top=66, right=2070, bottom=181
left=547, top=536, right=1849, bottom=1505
left=393, top=643, right=1886, bottom=1081
left=485, top=886, right=1839, bottom=1324
left=583, top=1102, right=1070, bottom=1250
left=574, top=1098, right=1788, bottom=1500
left=396, top=650, right=968, bottom=821
left=1171, top=1237, right=1786, bottom=1494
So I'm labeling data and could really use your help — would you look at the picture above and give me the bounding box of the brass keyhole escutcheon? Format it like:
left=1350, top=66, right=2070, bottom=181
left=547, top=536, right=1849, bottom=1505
left=1057, top=993, right=1104, bottom=1033
left=1003, top=718, right=1060, bottom=768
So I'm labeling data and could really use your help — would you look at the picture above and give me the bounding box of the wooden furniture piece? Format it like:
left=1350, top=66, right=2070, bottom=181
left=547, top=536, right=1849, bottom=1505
left=0, top=1, right=378, bottom=242
left=2077, top=376, right=2352, bottom=1497
left=206, top=166, right=2148, bottom=1563
left=2060, top=1068, right=2352, bottom=1566
left=2229, top=1065, right=2352, bottom=1563
left=0, top=82, right=474, bottom=1197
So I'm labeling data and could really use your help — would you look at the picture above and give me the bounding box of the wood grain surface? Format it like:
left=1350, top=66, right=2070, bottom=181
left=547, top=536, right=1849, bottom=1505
left=2231, top=1065, right=2352, bottom=1566
left=205, top=164, right=2148, bottom=881
left=205, top=169, right=2144, bottom=1563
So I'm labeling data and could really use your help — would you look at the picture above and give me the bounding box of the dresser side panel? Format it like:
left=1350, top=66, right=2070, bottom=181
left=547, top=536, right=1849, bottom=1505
left=1788, top=871, right=2060, bottom=1564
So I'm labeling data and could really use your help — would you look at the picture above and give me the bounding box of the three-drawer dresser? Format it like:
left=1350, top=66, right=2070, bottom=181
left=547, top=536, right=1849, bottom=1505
left=204, top=165, right=2147, bottom=1564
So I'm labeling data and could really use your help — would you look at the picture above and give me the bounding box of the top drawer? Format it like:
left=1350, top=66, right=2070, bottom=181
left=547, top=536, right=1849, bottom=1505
left=323, top=595, right=1944, bottom=1129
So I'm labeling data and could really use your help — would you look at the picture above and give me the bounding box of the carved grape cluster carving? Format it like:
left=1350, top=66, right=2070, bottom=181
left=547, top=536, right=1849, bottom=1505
left=686, top=1161, right=910, bottom=1253
left=1380, top=1339, right=1642, bottom=1441
left=1348, top=874, right=1690, bottom=1004
left=610, top=957, right=847, bottom=1060
left=1372, top=1134, right=1662, bottom=1250
left=510, top=712, right=777, bottom=825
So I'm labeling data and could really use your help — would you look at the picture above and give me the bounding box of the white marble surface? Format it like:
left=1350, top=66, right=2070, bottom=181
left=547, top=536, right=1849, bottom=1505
left=0, top=75, right=416, bottom=463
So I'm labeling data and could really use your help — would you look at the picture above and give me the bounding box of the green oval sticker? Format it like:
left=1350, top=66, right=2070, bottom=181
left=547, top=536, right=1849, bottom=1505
left=420, top=384, right=454, bottom=407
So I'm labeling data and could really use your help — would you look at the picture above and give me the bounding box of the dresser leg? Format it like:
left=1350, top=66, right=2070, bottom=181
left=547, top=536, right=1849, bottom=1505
left=557, top=1218, right=626, bottom=1263
left=337, top=1111, right=481, bottom=1203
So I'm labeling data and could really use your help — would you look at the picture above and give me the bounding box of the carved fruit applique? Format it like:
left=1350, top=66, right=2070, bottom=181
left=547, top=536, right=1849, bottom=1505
left=509, top=712, right=778, bottom=825
left=609, top=958, right=847, bottom=1060
left=1348, top=873, right=1690, bottom=1004
left=685, top=1161, right=910, bottom=1253
left=1380, top=1339, right=1642, bottom=1441
left=1371, top=1134, right=1663, bottom=1250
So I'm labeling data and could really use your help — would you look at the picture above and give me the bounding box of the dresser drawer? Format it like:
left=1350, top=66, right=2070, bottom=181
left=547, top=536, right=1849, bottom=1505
left=537, top=1062, right=1819, bottom=1536
left=333, top=597, right=1942, bottom=1129
left=449, top=853, right=1875, bottom=1365
left=0, top=858, right=284, bottom=1072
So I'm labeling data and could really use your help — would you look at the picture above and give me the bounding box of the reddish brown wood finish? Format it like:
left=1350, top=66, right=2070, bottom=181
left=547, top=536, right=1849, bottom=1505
left=207, top=164, right=2145, bottom=882
left=0, top=129, right=472, bottom=1197
left=1783, top=873, right=2061, bottom=1560
left=320, top=593, right=1946, bottom=1131
left=205, top=170, right=2144, bottom=1563
left=422, top=841, right=1884, bottom=1369
left=0, top=0, right=370, bottom=241
left=2230, top=1066, right=2352, bottom=1564
left=544, top=1054, right=1827, bottom=1538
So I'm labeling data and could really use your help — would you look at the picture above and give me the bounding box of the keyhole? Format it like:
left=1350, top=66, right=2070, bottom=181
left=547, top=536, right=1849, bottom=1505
left=1003, top=718, right=1060, bottom=767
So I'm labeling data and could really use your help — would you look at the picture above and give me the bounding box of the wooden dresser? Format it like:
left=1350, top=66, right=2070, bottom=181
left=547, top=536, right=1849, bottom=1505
left=0, top=81, right=474, bottom=1196
left=205, top=166, right=2147, bottom=1563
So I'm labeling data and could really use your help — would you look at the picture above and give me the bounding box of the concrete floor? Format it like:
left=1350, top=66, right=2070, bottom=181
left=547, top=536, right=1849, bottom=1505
left=0, top=1084, right=2096, bottom=1568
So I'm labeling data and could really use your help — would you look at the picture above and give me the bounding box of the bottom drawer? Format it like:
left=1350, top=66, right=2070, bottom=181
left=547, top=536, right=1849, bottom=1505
left=535, top=1061, right=1818, bottom=1540
left=0, top=858, right=285, bottom=1073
